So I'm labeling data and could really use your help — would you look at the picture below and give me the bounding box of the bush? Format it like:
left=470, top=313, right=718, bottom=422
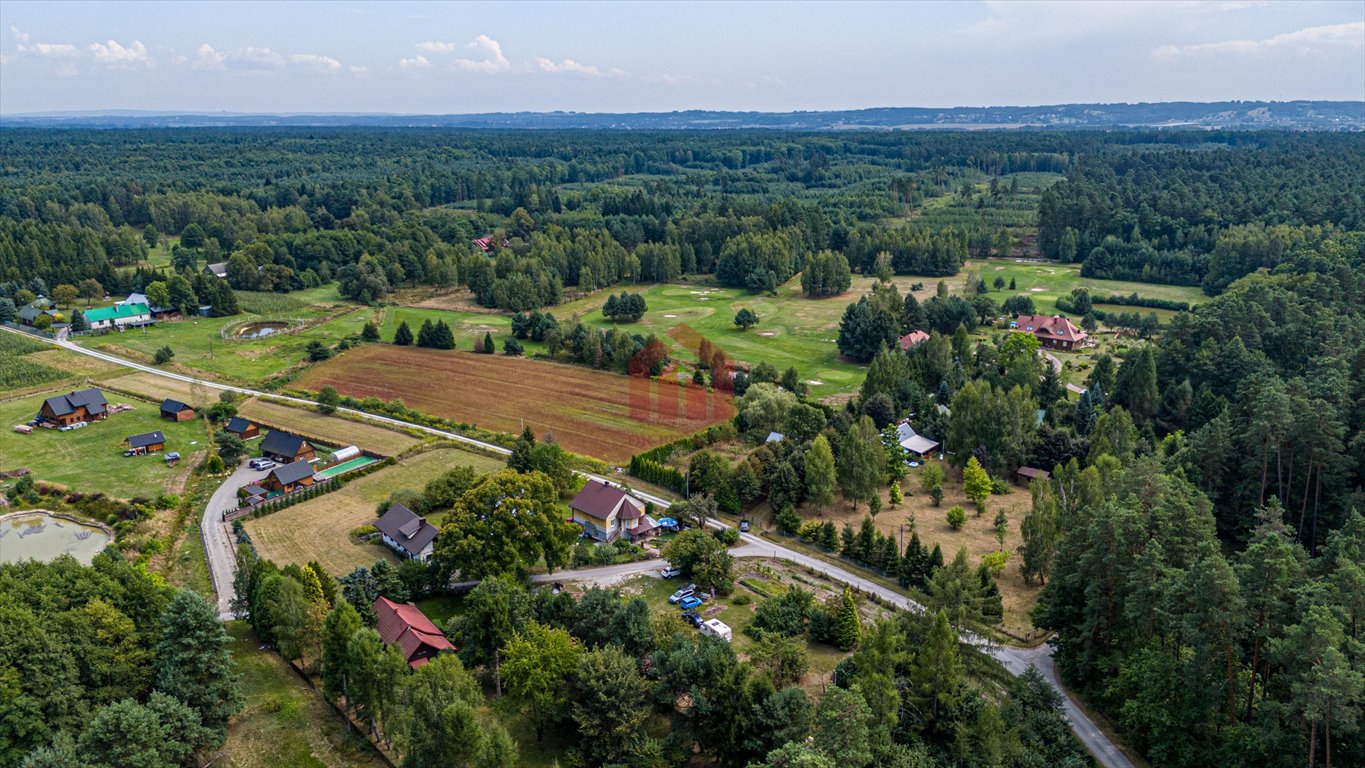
left=153, top=346, right=175, bottom=364
left=713, top=527, right=740, bottom=546
left=731, top=593, right=751, bottom=606
left=947, top=506, right=967, bottom=530
left=991, top=478, right=1011, bottom=495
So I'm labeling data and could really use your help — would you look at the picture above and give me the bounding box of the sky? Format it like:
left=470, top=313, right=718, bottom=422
left=1, top=0, right=1362, bottom=114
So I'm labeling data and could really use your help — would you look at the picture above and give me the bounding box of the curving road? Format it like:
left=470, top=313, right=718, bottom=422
left=6, top=328, right=1132, bottom=768
left=202, top=461, right=272, bottom=620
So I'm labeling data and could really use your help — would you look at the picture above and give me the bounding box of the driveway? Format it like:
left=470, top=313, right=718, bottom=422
left=201, top=460, right=271, bottom=619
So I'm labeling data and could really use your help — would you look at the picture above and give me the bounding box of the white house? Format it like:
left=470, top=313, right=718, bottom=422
left=83, top=302, right=154, bottom=331
left=374, top=503, right=438, bottom=562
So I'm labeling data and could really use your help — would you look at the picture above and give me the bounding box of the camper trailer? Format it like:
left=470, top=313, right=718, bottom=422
left=701, top=619, right=733, bottom=643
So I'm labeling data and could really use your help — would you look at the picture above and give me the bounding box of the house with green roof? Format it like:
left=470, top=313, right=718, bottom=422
left=84, top=302, right=154, bottom=331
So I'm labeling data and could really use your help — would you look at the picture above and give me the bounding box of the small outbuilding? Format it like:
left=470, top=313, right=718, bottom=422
left=895, top=420, right=940, bottom=459
left=330, top=445, right=362, bottom=463
left=765, top=431, right=784, bottom=444
left=1015, top=466, right=1052, bottom=485
left=159, top=399, right=195, bottom=421
left=125, top=431, right=167, bottom=455
left=223, top=417, right=260, bottom=440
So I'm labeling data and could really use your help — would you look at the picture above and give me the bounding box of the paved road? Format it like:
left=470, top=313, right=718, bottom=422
left=7, top=328, right=1132, bottom=768
left=202, top=461, right=272, bottom=619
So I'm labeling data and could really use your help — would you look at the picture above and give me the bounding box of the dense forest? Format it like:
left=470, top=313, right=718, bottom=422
left=9, top=129, right=1359, bottom=315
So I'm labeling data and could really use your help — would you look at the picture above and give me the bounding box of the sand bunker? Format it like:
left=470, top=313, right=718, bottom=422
left=758, top=331, right=776, bottom=337
left=1030, top=287, right=1045, bottom=292
left=806, top=380, right=825, bottom=386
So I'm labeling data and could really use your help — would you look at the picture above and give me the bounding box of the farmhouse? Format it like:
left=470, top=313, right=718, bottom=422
left=125, top=431, right=166, bottom=454
left=895, top=420, right=940, bottom=459
left=39, top=388, right=108, bottom=427
left=120, top=292, right=176, bottom=318
left=374, top=595, right=455, bottom=669
left=569, top=479, right=658, bottom=543
left=204, top=262, right=228, bottom=279
left=84, top=302, right=154, bottom=331
left=898, top=330, right=930, bottom=350
left=264, top=460, right=316, bottom=494
left=260, top=431, right=316, bottom=464
left=17, top=297, right=60, bottom=326
left=1011, top=314, right=1088, bottom=351
left=159, top=399, right=195, bottom=421
left=223, top=417, right=260, bottom=440
left=374, top=503, right=439, bottom=562
left=471, top=235, right=510, bottom=254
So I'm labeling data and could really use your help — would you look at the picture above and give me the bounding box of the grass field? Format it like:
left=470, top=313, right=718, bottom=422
left=223, top=622, right=387, bottom=768
left=296, top=344, right=735, bottom=463
left=244, top=447, right=504, bottom=574
left=961, top=258, right=1206, bottom=319
left=102, top=372, right=423, bottom=457
left=0, top=390, right=212, bottom=500
left=74, top=286, right=381, bottom=385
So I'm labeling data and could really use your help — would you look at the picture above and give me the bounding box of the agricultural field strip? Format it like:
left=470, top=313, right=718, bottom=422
left=0, top=325, right=1134, bottom=768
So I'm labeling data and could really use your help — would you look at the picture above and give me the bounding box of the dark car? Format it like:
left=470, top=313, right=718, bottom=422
left=739, top=520, right=751, bottom=533
left=681, top=611, right=703, bottom=628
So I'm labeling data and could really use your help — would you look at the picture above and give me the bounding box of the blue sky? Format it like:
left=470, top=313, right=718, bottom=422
left=1, top=1, right=1362, bottom=114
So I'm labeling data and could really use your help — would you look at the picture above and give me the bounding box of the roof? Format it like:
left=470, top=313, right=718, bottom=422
left=374, top=595, right=455, bottom=666
left=896, top=421, right=917, bottom=444
left=86, top=303, right=150, bottom=323
left=205, top=262, right=228, bottom=277
left=900, top=434, right=940, bottom=455
left=224, top=416, right=255, bottom=433
left=1017, top=467, right=1052, bottom=480
left=570, top=479, right=645, bottom=522
left=1013, top=314, right=1086, bottom=343
left=261, top=430, right=310, bottom=457
left=120, top=292, right=148, bottom=306
left=19, top=302, right=58, bottom=321
left=269, top=460, right=316, bottom=485
left=898, top=330, right=930, bottom=350
left=127, top=431, right=166, bottom=448
left=374, top=503, right=439, bottom=556
left=43, top=388, right=107, bottom=417
left=242, top=484, right=267, bottom=496
left=160, top=399, right=192, bottom=414
left=765, top=431, right=784, bottom=443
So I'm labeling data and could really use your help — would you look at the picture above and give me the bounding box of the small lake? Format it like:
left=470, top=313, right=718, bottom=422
left=0, top=512, right=112, bottom=565
left=233, top=321, right=289, bottom=339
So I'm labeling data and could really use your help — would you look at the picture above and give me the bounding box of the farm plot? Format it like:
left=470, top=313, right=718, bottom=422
left=296, top=345, right=735, bottom=464
left=243, top=447, right=502, bottom=574
left=0, top=390, right=210, bottom=500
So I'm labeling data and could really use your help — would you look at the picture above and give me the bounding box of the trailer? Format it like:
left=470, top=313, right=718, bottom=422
left=701, top=619, right=732, bottom=643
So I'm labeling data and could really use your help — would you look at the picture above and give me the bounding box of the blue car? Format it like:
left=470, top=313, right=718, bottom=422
left=681, top=611, right=703, bottom=628
left=679, top=596, right=704, bottom=610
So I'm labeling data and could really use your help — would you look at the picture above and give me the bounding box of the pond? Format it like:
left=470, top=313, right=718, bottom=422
left=232, top=321, right=289, bottom=339
left=0, top=511, right=112, bottom=565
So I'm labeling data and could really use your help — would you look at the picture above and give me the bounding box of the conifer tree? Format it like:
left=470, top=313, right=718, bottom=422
left=833, top=587, right=862, bottom=651
left=393, top=320, right=413, bottom=346
left=155, top=591, right=243, bottom=739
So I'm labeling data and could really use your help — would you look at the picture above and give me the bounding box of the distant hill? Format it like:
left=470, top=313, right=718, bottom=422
left=3, top=101, right=1362, bottom=130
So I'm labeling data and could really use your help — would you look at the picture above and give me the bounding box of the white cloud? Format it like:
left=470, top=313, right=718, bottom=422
left=534, top=57, right=622, bottom=77
left=233, top=47, right=287, bottom=70
left=349, top=65, right=369, bottom=74
left=454, top=34, right=510, bottom=73
left=28, top=42, right=81, bottom=57
left=194, top=43, right=227, bottom=70
left=11, top=26, right=30, bottom=44
left=399, top=54, right=430, bottom=69
left=88, top=39, right=151, bottom=66
left=290, top=53, right=342, bottom=72
left=415, top=40, right=458, bottom=54
left=1154, top=21, right=1365, bottom=60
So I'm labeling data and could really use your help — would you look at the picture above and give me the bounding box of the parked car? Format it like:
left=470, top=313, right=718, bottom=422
left=678, top=596, right=704, bottom=610
left=58, top=425, right=73, bottom=432
left=739, top=520, right=750, bottom=533
left=660, top=566, right=683, bottom=579
left=668, top=585, right=697, bottom=604
left=249, top=458, right=276, bottom=470
left=681, top=611, right=703, bottom=628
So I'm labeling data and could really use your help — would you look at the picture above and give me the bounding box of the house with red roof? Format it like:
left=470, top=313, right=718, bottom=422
left=569, top=479, right=658, bottom=543
left=1011, top=314, right=1088, bottom=351
left=898, top=330, right=930, bottom=351
left=374, top=595, right=455, bottom=669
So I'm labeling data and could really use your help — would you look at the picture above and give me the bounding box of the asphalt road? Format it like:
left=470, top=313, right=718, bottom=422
left=9, top=328, right=1133, bottom=768
left=201, top=461, right=271, bottom=619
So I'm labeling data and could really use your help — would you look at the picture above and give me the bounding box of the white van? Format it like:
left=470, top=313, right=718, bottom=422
left=701, top=619, right=732, bottom=643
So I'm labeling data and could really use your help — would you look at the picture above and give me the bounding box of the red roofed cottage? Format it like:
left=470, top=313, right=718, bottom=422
left=1011, top=314, right=1088, bottom=351
left=374, top=595, right=455, bottom=669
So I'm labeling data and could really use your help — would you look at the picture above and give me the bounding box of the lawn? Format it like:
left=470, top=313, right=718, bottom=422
left=102, top=372, right=424, bottom=457
left=222, top=622, right=387, bottom=768
left=0, top=390, right=212, bottom=500
left=74, top=286, right=381, bottom=385
left=295, top=344, right=735, bottom=464
left=961, top=258, right=1207, bottom=319
left=244, top=447, right=504, bottom=575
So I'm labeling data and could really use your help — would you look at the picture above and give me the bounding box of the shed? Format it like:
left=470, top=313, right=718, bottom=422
left=125, top=431, right=167, bottom=454
left=160, top=399, right=195, bottom=421
left=224, top=417, right=259, bottom=440
left=1016, top=466, right=1052, bottom=485
left=765, top=431, right=784, bottom=444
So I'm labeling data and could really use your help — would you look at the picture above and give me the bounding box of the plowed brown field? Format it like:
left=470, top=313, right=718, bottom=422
left=295, top=345, right=734, bottom=463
